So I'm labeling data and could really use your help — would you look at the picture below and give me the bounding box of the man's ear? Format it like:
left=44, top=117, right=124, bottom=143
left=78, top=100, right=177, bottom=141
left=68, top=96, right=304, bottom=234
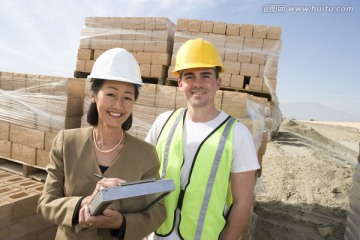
left=177, top=79, right=185, bottom=93
left=216, top=77, right=221, bottom=89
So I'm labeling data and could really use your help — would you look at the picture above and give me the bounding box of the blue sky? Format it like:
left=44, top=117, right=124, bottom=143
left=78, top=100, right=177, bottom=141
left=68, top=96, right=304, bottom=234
left=0, top=0, right=359, bottom=121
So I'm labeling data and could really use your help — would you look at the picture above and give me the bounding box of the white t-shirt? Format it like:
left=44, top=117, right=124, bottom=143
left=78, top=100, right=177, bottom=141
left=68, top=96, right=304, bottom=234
left=145, top=110, right=259, bottom=240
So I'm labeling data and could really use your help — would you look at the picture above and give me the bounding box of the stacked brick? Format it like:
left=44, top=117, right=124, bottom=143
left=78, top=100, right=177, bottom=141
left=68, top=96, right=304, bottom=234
left=0, top=170, right=56, bottom=239
left=167, top=18, right=282, bottom=95
left=75, top=17, right=176, bottom=80
left=0, top=71, right=85, bottom=170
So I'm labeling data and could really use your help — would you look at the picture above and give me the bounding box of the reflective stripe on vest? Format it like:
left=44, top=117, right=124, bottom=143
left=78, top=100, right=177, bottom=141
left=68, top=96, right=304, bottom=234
left=155, top=108, right=237, bottom=239
left=155, top=108, right=186, bottom=236
left=194, top=116, right=236, bottom=239
left=161, top=108, right=186, bottom=179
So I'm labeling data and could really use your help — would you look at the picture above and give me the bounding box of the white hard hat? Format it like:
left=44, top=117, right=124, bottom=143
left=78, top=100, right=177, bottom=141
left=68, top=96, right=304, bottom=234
left=87, top=48, right=142, bottom=86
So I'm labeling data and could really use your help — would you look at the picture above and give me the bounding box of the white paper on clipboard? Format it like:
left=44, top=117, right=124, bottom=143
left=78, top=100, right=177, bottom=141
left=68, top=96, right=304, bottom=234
left=88, top=178, right=175, bottom=216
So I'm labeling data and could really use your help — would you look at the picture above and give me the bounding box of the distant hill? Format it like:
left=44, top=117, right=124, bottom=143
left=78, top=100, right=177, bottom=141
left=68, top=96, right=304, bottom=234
left=279, top=102, right=360, bottom=122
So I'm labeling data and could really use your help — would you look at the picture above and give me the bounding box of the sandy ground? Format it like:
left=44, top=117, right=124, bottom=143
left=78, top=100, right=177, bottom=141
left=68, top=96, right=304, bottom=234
left=252, top=118, right=360, bottom=240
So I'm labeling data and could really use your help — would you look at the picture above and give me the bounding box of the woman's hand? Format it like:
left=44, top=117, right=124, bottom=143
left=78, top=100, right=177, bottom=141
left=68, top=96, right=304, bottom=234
left=78, top=177, right=126, bottom=228
left=79, top=205, right=123, bottom=229
left=81, top=178, right=126, bottom=207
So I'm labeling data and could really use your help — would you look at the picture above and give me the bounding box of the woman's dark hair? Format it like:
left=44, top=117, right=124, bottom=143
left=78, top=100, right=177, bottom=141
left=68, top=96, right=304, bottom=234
left=87, top=79, right=140, bottom=131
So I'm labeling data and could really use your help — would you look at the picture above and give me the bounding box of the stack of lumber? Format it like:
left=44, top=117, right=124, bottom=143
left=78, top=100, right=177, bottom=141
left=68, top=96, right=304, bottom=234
left=167, top=18, right=282, bottom=95
left=75, top=17, right=176, bottom=81
left=0, top=71, right=85, bottom=170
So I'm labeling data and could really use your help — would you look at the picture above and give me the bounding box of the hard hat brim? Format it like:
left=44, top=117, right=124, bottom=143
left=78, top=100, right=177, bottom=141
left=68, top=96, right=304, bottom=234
left=173, top=64, right=224, bottom=76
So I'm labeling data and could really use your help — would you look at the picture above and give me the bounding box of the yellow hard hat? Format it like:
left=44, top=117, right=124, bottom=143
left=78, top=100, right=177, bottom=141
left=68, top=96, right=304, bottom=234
left=173, top=38, right=224, bottom=76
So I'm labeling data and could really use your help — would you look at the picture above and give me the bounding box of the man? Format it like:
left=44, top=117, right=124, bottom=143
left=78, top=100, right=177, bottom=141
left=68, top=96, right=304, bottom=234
left=146, top=38, right=259, bottom=240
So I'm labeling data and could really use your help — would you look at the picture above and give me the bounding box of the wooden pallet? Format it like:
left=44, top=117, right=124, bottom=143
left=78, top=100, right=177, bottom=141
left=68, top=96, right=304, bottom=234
left=73, top=70, right=167, bottom=86
left=0, top=157, right=47, bottom=182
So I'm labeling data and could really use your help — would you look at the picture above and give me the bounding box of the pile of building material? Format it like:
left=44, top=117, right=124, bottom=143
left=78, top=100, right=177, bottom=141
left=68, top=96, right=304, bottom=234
left=0, top=170, right=56, bottom=239
left=75, top=17, right=176, bottom=81
left=167, top=18, right=282, bottom=95
left=0, top=71, right=85, bottom=175
left=0, top=72, right=85, bottom=240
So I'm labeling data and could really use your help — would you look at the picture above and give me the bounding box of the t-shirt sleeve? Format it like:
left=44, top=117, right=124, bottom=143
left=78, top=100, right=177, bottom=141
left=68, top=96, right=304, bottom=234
left=145, top=111, right=173, bottom=145
left=231, top=123, right=260, bottom=173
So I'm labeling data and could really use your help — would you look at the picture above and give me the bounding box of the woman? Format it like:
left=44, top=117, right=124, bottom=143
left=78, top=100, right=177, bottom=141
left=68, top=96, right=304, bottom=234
left=37, top=48, right=166, bottom=239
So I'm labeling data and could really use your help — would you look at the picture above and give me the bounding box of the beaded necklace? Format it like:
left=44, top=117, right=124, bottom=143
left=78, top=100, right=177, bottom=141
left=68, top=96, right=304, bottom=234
left=93, top=129, right=123, bottom=153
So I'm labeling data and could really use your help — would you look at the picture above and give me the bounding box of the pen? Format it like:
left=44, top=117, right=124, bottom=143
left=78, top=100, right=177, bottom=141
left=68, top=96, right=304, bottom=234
left=94, top=173, right=104, bottom=179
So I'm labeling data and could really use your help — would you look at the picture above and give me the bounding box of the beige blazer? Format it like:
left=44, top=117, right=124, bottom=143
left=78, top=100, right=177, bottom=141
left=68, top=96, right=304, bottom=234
left=37, top=127, right=166, bottom=240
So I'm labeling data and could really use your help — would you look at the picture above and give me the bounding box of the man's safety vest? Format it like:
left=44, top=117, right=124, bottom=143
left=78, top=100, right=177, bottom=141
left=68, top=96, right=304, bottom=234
left=155, top=108, right=237, bottom=240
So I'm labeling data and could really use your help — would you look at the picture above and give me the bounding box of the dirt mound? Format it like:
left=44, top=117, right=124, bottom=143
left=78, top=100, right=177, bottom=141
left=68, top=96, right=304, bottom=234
left=253, top=118, right=359, bottom=240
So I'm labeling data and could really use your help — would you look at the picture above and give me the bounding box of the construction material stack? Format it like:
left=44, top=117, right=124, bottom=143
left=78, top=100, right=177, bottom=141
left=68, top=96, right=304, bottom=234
left=0, top=72, right=85, bottom=239
left=0, top=170, right=57, bottom=239
left=0, top=72, right=85, bottom=173
left=167, top=18, right=281, bottom=95
left=75, top=17, right=176, bottom=82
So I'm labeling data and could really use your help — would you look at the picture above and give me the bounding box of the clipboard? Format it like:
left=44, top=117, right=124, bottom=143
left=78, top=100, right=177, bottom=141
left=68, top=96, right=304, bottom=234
left=88, top=178, right=175, bottom=216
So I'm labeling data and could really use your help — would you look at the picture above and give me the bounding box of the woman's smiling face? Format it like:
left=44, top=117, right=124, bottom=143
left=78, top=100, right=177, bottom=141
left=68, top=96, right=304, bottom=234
left=93, top=80, right=135, bottom=129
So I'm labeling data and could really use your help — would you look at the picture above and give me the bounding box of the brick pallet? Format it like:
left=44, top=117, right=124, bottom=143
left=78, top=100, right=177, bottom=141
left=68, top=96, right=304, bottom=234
left=0, top=157, right=47, bottom=182
left=0, top=170, right=57, bottom=239
left=75, top=17, right=176, bottom=81
left=0, top=71, right=86, bottom=172
left=167, top=18, right=281, bottom=98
